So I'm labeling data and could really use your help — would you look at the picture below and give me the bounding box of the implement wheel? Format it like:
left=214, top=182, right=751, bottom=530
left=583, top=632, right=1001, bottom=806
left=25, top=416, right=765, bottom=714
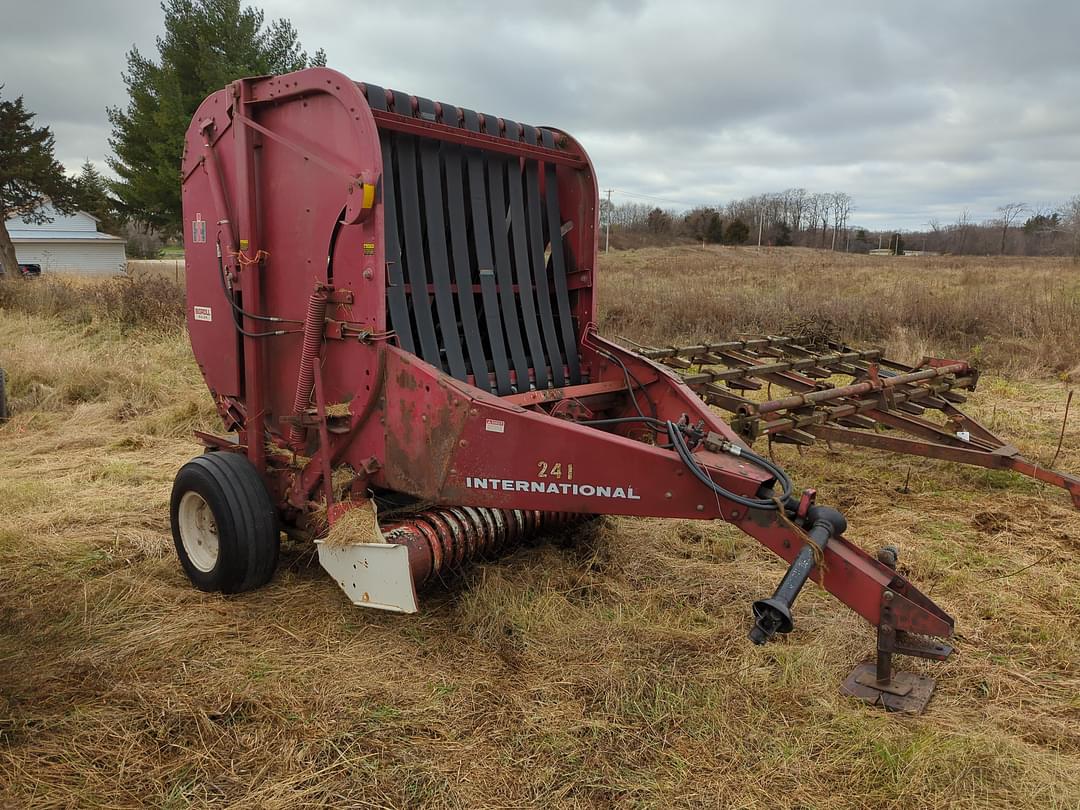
left=170, top=451, right=279, bottom=593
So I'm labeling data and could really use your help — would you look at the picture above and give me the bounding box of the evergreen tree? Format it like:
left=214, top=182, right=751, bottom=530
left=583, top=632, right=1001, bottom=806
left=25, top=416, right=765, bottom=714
left=72, top=160, right=123, bottom=234
left=774, top=221, right=793, bottom=247
left=724, top=218, right=750, bottom=245
left=107, top=0, right=325, bottom=235
left=705, top=213, right=724, bottom=244
left=0, top=89, right=76, bottom=275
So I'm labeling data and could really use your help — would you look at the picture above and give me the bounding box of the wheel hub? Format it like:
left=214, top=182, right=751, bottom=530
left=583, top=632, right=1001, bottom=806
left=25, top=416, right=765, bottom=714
left=178, top=491, right=219, bottom=572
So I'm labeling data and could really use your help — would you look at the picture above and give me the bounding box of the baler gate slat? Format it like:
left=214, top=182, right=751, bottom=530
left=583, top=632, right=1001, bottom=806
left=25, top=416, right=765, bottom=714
left=439, top=101, right=495, bottom=392
left=363, top=84, right=416, bottom=357
left=459, top=106, right=513, bottom=394
left=416, top=95, right=469, bottom=383
left=522, top=123, right=567, bottom=388
left=499, top=115, right=551, bottom=389
left=391, top=89, right=443, bottom=369
left=541, top=127, right=582, bottom=386
left=469, top=108, right=530, bottom=392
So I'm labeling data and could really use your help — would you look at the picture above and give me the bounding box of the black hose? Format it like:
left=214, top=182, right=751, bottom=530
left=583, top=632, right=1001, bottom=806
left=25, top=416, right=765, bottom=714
left=667, top=421, right=792, bottom=510
left=581, top=414, right=792, bottom=509
left=215, top=249, right=302, bottom=338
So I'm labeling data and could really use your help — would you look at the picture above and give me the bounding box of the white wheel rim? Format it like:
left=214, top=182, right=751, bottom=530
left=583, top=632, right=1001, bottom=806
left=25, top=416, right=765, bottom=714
left=178, top=491, right=220, bottom=572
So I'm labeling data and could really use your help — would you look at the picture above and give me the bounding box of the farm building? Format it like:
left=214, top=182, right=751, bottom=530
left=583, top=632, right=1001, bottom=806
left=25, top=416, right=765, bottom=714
left=4, top=205, right=126, bottom=275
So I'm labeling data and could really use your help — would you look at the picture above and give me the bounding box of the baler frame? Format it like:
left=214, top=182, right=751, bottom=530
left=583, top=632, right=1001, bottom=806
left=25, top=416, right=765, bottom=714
left=176, top=67, right=958, bottom=713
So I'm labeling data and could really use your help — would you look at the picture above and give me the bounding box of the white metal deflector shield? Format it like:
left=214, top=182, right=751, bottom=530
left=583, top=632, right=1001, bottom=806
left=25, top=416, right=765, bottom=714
left=316, top=541, right=419, bottom=613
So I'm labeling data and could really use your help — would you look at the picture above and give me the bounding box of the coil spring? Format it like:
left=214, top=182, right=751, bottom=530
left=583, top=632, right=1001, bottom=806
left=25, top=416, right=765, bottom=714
left=381, top=507, right=581, bottom=587
left=287, top=288, right=329, bottom=447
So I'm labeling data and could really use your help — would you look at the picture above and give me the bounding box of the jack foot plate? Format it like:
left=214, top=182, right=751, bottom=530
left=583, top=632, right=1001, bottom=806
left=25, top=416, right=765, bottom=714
left=840, top=662, right=938, bottom=714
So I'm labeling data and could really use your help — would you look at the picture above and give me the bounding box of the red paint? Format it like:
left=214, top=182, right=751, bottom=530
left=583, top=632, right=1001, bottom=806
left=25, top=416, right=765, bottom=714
left=181, top=67, right=953, bottom=645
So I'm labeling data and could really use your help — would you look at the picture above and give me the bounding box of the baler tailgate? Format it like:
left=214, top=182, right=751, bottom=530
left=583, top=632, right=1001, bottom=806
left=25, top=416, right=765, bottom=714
left=364, top=85, right=583, bottom=394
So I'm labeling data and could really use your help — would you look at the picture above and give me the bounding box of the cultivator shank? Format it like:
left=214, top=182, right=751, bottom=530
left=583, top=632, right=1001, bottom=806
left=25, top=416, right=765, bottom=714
left=175, top=67, right=969, bottom=713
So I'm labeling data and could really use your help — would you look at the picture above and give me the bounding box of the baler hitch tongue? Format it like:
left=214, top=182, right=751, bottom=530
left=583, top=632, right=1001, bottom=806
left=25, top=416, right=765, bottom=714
left=749, top=505, right=847, bottom=644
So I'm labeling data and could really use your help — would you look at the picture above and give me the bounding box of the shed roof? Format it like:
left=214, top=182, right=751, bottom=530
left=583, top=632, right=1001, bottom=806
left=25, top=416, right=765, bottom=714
left=8, top=229, right=125, bottom=243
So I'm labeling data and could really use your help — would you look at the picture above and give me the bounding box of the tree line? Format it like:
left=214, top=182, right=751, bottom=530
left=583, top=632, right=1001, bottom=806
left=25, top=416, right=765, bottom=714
left=604, top=189, right=857, bottom=250
left=604, top=192, right=1080, bottom=257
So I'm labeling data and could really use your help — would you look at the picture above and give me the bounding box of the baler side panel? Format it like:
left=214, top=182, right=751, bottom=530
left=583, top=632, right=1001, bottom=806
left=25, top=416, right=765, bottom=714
left=182, top=90, right=242, bottom=398
left=252, top=89, right=383, bottom=439
left=183, top=69, right=384, bottom=450
left=552, top=130, right=598, bottom=347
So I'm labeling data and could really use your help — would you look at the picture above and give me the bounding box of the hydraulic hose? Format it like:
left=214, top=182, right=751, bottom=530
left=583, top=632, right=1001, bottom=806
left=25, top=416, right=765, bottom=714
left=666, top=421, right=792, bottom=509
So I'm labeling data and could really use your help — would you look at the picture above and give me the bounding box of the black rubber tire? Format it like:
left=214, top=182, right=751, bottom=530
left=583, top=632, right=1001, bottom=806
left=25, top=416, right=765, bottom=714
left=170, top=451, right=279, bottom=593
left=0, top=368, right=8, bottom=422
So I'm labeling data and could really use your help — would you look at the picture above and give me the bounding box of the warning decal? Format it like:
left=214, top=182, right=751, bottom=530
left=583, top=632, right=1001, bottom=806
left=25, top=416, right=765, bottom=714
left=193, top=306, right=213, bottom=322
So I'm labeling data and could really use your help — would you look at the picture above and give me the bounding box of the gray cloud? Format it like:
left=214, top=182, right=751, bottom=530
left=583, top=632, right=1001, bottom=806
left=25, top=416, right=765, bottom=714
left=2, top=0, right=1077, bottom=227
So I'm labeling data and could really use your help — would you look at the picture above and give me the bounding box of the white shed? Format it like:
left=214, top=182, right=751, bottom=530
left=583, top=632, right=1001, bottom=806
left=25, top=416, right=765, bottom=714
left=5, top=205, right=126, bottom=275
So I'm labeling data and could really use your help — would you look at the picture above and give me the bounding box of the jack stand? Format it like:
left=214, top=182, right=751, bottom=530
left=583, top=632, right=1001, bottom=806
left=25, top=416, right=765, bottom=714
left=841, top=588, right=954, bottom=713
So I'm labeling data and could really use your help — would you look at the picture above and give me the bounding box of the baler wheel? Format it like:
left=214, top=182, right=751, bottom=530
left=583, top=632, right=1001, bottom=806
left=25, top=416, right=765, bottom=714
left=170, top=451, right=279, bottom=593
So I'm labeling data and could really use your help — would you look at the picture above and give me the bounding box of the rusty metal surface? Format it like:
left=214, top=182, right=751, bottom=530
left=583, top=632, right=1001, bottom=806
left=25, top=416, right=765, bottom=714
left=382, top=506, right=582, bottom=587
left=840, top=664, right=939, bottom=713
left=642, top=334, right=1079, bottom=508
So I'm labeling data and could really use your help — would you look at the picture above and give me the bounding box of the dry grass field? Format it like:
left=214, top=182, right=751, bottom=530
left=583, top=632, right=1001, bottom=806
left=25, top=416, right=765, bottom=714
left=1, top=248, right=1079, bottom=808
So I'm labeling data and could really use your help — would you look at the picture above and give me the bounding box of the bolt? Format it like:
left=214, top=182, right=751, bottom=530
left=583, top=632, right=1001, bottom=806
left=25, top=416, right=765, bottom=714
left=883, top=590, right=894, bottom=602
left=696, top=504, right=704, bottom=512
left=363, top=268, right=373, bottom=280
left=881, top=625, right=892, bottom=634
left=665, top=491, right=672, bottom=499
left=459, top=440, right=468, bottom=447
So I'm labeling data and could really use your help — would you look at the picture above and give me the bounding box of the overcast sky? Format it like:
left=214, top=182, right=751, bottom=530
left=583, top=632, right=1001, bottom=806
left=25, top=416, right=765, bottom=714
left=2, top=0, right=1077, bottom=228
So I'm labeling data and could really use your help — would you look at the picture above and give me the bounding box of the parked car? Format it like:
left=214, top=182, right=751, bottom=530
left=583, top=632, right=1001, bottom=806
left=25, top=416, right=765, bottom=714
left=0, top=261, right=42, bottom=278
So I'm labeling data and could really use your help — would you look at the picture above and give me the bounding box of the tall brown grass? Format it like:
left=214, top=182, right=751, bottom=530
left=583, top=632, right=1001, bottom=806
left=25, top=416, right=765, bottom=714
left=599, top=247, right=1080, bottom=374
left=0, top=272, right=186, bottom=330
left=5, top=248, right=1080, bottom=375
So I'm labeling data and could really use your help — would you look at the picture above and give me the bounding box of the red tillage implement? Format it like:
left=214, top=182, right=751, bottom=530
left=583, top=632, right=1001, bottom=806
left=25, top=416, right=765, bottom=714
left=176, top=68, right=955, bottom=712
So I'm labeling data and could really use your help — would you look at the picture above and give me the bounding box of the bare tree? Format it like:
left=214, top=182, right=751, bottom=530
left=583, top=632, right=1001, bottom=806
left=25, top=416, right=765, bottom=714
left=925, top=218, right=942, bottom=252
left=787, top=188, right=808, bottom=232
left=816, top=193, right=832, bottom=248
left=831, top=192, right=852, bottom=250
left=954, top=210, right=972, bottom=254
left=995, top=202, right=1027, bottom=255
left=1062, top=195, right=1080, bottom=259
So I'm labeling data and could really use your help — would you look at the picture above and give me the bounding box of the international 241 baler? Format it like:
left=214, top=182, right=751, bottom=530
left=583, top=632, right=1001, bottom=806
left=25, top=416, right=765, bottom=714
left=174, top=67, right=955, bottom=712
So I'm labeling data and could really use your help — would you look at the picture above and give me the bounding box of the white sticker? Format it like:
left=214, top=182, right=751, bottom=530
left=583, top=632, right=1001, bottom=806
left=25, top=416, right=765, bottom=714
left=191, top=213, right=206, bottom=244
left=194, top=306, right=213, bottom=322
left=485, top=418, right=505, bottom=434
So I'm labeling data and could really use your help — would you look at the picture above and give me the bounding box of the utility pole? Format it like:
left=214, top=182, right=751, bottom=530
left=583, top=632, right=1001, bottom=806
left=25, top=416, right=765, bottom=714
left=604, top=189, right=613, bottom=253
left=757, top=208, right=764, bottom=248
